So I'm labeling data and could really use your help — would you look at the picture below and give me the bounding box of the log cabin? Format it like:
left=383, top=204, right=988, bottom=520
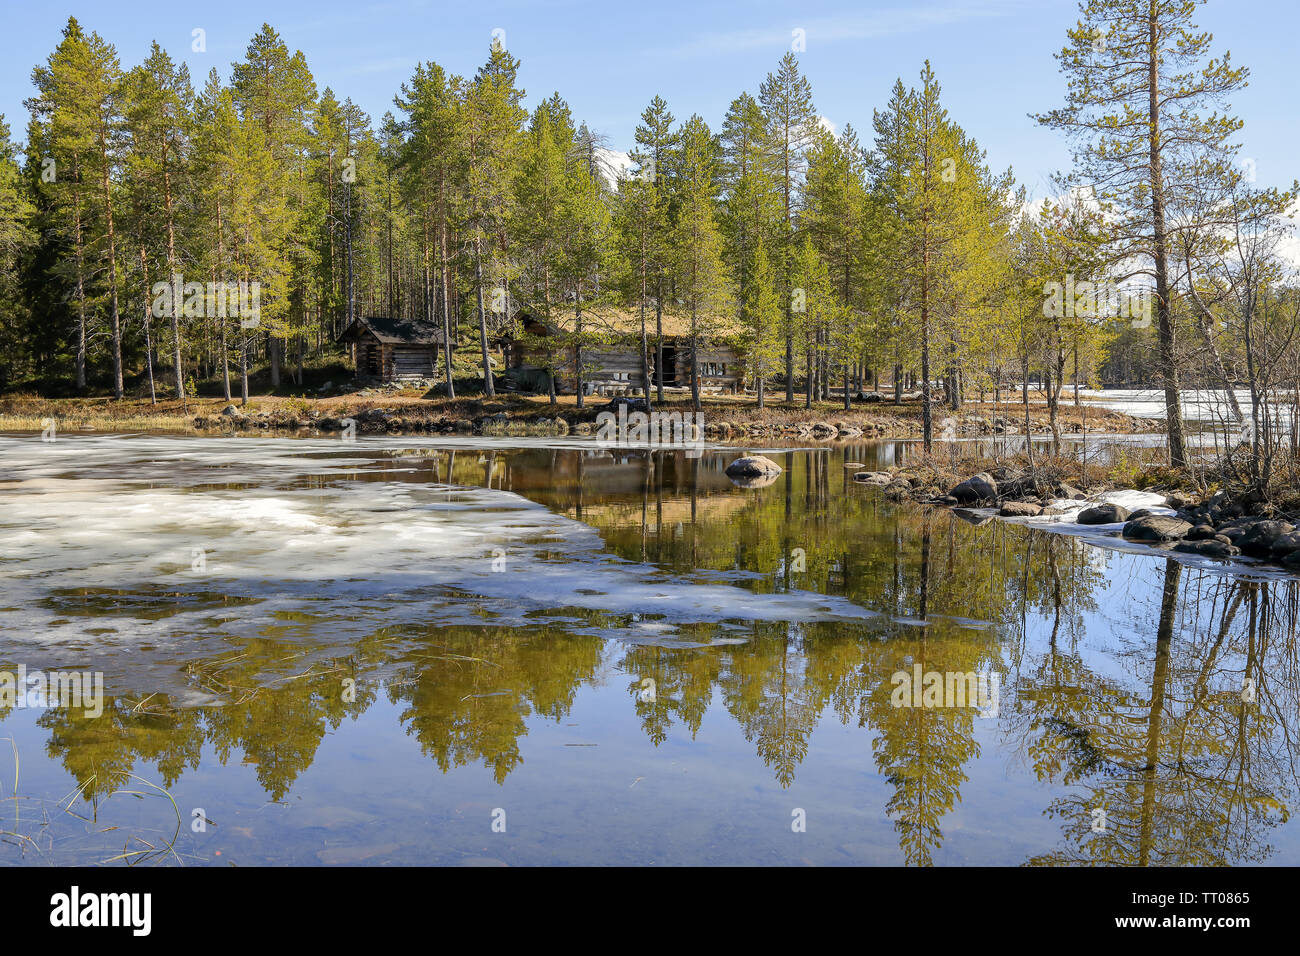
left=338, top=316, right=447, bottom=382
left=502, top=307, right=744, bottom=395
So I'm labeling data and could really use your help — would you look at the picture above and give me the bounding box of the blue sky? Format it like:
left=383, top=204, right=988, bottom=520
left=1, top=0, right=1295, bottom=201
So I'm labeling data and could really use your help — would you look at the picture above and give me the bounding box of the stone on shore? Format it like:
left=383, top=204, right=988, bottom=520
left=1077, top=503, right=1130, bottom=525
left=1236, top=519, right=1296, bottom=557
left=1122, top=515, right=1193, bottom=542
left=950, top=472, right=998, bottom=503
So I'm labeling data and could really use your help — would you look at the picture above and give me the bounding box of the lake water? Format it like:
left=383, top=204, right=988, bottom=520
left=1, top=432, right=1296, bottom=866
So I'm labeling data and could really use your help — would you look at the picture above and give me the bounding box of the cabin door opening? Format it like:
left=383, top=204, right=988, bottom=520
left=660, top=344, right=679, bottom=386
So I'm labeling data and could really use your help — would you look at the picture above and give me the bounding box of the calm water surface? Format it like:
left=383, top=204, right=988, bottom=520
left=0, top=432, right=1296, bottom=866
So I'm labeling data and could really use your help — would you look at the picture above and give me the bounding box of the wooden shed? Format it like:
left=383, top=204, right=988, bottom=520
left=338, top=316, right=447, bottom=382
left=504, top=307, right=744, bottom=395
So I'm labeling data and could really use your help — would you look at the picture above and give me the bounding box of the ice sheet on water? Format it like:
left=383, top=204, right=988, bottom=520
left=0, top=434, right=904, bottom=695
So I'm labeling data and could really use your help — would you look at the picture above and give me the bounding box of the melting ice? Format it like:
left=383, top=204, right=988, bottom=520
left=0, top=434, right=890, bottom=698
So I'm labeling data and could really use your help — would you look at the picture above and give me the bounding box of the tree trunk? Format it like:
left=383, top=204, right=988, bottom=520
left=140, top=247, right=156, bottom=404
left=72, top=167, right=87, bottom=391
left=439, top=214, right=455, bottom=399
left=1147, top=6, right=1186, bottom=466
left=163, top=151, right=183, bottom=401
left=474, top=236, right=494, bottom=396
left=655, top=288, right=665, bottom=403
left=217, top=198, right=231, bottom=401
left=99, top=128, right=123, bottom=399
left=575, top=292, right=585, bottom=409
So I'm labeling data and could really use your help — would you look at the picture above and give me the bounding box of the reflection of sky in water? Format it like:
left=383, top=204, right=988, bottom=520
left=0, top=433, right=1296, bottom=865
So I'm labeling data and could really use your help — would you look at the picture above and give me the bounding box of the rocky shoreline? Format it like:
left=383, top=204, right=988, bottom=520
left=852, top=463, right=1300, bottom=572
left=191, top=399, right=1158, bottom=442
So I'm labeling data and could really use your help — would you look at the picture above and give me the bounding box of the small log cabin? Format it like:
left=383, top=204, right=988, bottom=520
left=339, top=316, right=447, bottom=382
left=502, top=307, right=744, bottom=395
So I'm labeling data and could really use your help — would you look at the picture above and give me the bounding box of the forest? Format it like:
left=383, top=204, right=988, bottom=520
left=0, top=3, right=1296, bottom=461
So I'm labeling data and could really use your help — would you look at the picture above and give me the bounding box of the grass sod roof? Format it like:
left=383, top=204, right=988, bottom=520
left=338, top=316, right=447, bottom=346
left=509, top=305, right=743, bottom=344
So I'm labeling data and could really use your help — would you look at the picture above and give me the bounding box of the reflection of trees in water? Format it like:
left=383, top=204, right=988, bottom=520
left=1012, top=560, right=1299, bottom=865
left=27, top=637, right=377, bottom=804
left=7, top=447, right=1300, bottom=865
left=387, top=625, right=604, bottom=784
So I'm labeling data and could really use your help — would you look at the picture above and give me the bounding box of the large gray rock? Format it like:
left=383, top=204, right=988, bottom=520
left=1268, top=530, right=1300, bottom=559
left=1174, top=539, right=1239, bottom=558
left=998, top=474, right=1040, bottom=498
left=1077, top=503, right=1130, bottom=525
left=999, top=501, right=1043, bottom=517
left=1122, top=515, right=1193, bottom=542
left=950, top=472, right=998, bottom=504
left=725, top=456, right=783, bottom=479
left=1238, top=520, right=1296, bottom=557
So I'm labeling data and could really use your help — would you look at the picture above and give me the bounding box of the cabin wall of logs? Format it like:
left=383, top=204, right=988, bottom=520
left=508, top=317, right=743, bottom=394
left=341, top=318, right=442, bottom=382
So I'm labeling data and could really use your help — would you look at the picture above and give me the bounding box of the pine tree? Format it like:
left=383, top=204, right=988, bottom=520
left=462, top=42, right=526, bottom=396
left=803, top=124, right=869, bottom=403
left=124, top=41, right=193, bottom=399
left=514, top=101, right=571, bottom=400
left=393, top=61, right=466, bottom=397
left=1035, top=0, right=1252, bottom=467
left=613, top=174, right=659, bottom=404
left=880, top=62, right=968, bottom=452
left=759, top=52, right=817, bottom=402
left=27, top=18, right=126, bottom=395
left=231, top=23, right=318, bottom=388
left=633, top=95, right=677, bottom=402
left=741, top=237, right=782, bottom=407
left=0, top=115, right=35, bottom=388
left=559, top=151, right=611, bottom=409
left=869, top=80, right=918, bottom=405
left=720, top=91, right=781, bottom=406
left=668, top=114, right=731, bottom=411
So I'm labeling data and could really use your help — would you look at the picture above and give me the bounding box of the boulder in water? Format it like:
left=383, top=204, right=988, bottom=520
left=950, top=472, right=998, bottom=503
left=1122, top=515, right=1192, bottom=542
left=1077, top=503, right=1130, bottom=525
left=725, top=456, right=783, bottom=480
left=1173, top=539, right=1239, bottom=558
left=1237, top=519, right=1296, bottom=557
